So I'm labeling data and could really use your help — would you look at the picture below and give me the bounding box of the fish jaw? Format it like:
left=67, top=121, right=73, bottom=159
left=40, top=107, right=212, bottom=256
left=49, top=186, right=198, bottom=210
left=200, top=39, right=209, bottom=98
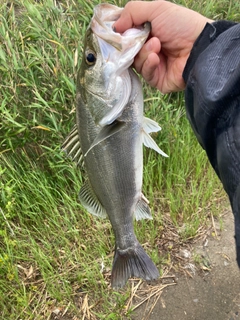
left=78, top=4, right=150, bottom=127
left=86, top=3, right=151, bottom=126
left=91, top=3, right=151, bottom=73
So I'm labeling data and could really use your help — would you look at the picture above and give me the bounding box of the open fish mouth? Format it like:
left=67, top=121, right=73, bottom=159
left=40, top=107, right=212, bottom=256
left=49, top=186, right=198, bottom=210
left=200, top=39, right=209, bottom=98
left=91, top=4, right=151, bottom=54
left=88, top=4, right=151, bottom=127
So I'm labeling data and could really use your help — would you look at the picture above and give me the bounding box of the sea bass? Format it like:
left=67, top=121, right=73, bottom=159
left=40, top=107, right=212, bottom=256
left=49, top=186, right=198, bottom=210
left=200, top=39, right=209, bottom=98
left=62, top=3, right=167, bottom=289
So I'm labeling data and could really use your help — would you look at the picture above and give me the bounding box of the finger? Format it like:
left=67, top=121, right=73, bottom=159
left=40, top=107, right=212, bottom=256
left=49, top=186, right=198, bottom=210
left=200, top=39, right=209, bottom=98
left=140, top=52, right=161, bottom=88
left=114, top=1, right=161, bottom=33
left=134, top=37, right=161, bottom=74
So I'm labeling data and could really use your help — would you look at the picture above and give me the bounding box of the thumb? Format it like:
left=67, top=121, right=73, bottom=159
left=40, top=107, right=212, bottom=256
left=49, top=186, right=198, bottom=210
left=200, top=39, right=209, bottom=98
left=114, top=1, right=160, bottom=33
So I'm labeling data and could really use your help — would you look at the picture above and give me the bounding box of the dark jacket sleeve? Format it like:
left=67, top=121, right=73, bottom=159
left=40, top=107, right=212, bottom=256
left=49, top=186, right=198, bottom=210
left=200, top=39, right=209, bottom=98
left=182, top=21, right=240, bottom=267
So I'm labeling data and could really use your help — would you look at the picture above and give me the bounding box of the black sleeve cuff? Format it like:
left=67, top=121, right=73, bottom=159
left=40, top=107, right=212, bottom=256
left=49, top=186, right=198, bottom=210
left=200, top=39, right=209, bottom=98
left=183, top=20, right=238, bottom=83
left=183, top=20, right=240, bottom=202
left=182, top=20, right=240, bottom=267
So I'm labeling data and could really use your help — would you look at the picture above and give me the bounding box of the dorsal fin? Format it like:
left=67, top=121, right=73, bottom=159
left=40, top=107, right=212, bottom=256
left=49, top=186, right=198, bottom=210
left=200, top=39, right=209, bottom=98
left=79, top=180, right=107, bottom=219
left=62, top=125, right=84, bottom=167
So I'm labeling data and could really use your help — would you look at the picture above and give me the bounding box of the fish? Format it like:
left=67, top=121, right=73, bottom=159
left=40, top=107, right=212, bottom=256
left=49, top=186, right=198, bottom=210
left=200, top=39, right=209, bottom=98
left=62, top=3, right=168, bottom=289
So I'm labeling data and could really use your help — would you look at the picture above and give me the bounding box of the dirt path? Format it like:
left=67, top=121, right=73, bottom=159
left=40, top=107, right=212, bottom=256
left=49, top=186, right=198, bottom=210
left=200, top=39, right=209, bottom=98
left=132, top=209, right=240, bottom=320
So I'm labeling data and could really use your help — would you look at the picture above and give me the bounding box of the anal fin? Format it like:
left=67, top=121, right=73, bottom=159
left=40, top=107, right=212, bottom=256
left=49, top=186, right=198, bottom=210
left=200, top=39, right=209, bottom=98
left=135, top=193, right=152, bottom=221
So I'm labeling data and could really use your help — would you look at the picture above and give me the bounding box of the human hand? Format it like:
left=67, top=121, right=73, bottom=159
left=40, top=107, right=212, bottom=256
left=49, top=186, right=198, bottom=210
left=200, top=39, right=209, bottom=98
left=114, top=1, right=213, bottom=93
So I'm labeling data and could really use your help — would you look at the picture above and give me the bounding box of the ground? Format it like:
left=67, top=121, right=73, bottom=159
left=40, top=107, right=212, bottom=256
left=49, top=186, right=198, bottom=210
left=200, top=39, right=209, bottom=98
left=50, top=206, right=240, bottom=320
left=132, top=208, right=240, bottom=320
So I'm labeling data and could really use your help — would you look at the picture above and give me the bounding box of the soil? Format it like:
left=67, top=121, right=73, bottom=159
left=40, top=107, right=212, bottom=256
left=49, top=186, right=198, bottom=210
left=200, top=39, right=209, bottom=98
left=132, top=208, right=240, bottom=320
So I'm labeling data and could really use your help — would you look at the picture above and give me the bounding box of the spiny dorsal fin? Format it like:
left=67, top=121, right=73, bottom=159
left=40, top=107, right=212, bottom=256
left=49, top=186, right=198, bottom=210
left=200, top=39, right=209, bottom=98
left=142, top=117, right=168, bottom=157
left=135, top=193, right=152, bottom=221
left=62, top=125, right=84, bottom=167
left=79, top=179, right=107, bottom=219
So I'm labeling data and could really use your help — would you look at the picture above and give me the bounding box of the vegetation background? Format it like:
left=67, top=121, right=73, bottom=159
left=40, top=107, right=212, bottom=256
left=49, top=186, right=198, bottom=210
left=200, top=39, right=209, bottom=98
left=0, top=0, right=239, bottom=319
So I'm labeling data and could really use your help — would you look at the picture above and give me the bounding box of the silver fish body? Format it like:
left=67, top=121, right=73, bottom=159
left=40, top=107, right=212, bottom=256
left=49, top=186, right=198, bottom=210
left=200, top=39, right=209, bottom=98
left=62, top=4, right=167, bottom=288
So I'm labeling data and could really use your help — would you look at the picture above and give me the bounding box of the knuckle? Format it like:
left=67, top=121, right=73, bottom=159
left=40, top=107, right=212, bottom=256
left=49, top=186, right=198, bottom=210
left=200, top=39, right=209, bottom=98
left=124, top=1, right=134, bottom=10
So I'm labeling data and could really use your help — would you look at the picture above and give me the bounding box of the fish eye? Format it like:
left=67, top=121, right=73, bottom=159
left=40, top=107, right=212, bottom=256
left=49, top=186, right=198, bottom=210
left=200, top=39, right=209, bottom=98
left=85, top=50, right=96, bottom=66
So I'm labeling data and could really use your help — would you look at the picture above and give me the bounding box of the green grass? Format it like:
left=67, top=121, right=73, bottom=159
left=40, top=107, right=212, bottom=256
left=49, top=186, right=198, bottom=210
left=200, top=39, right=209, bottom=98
left=0, top=0, right=236, bottom=319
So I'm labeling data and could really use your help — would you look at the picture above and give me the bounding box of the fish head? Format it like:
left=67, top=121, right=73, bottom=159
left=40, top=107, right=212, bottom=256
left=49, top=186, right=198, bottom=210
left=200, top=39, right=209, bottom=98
left=78, top=3, right=150, bottom=126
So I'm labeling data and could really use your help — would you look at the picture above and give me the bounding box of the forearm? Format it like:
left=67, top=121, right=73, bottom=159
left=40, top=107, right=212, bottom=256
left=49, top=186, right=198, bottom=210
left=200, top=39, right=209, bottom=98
left=182, top=20, right=240, bottom=264
left=183, top=20, right=240, bottom=192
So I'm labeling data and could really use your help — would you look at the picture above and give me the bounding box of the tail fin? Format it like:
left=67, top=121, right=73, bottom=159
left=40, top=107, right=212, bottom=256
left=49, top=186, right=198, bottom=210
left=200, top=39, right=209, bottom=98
left=111, top=243, right=159, bottom=289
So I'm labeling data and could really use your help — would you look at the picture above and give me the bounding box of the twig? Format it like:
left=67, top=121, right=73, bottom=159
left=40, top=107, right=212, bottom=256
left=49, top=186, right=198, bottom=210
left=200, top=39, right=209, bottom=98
left=211, top=211, right=219, bottom=240
left=62, top=301, right=71, bottom=316
left=145, top=291, right=162, bottom=320
left=125, top=279, right=143, bottom=311
left=81, top=293, right=90, bottom=320
left=131, top=283, right=176, bottom=312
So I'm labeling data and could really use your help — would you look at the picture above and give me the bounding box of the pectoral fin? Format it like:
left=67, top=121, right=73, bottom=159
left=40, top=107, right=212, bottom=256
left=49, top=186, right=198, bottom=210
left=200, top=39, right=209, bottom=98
left=79, top=180, right=107, bottom=218
left=62, top=125, right=84, bottom=167
left=84, top=120, right=125, bottom=156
